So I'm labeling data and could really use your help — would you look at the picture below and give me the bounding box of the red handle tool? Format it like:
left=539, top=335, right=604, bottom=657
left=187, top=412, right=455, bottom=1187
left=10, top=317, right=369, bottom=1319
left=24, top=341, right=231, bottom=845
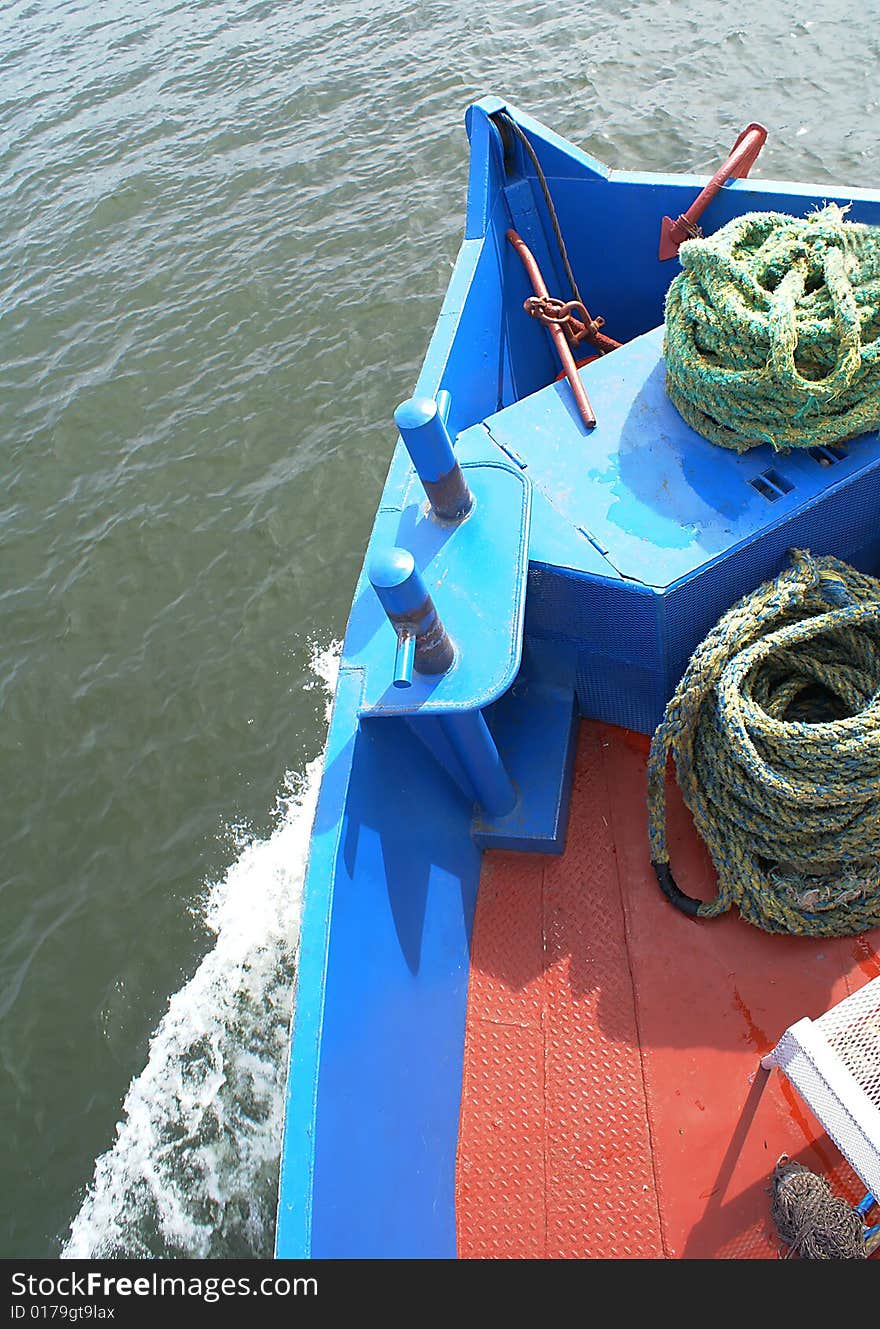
left=658, top=122, right=768, bottom=260
left=507, top=228, right=599, bottom=429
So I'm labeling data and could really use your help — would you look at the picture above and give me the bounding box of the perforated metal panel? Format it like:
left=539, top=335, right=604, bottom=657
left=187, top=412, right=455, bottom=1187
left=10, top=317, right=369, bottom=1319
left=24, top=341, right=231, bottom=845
left=817, top=980, right=880, bottom=1114
left=525, top=564, right=666, bottom=731
left=662, top=463, right=880, bottom=688
left=764, top=978, right=880, bottom=1200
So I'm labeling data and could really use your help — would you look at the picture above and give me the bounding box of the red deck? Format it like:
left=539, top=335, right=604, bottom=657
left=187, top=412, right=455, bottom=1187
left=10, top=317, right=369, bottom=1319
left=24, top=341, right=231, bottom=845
left=456, top=721, right=880, bottom=1259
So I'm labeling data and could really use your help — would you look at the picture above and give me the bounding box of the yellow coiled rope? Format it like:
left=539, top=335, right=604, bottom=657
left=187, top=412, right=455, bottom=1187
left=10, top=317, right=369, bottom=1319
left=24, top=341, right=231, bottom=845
left=648, top=550, right=880, bottom=936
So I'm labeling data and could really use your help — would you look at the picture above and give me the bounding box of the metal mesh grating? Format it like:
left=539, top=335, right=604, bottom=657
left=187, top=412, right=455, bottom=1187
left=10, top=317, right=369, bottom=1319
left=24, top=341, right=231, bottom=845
left=525, top=563, right=660, bottom=663
left=814, top=980, right=880, bottom=1117
left=764, top=978, right=880, bottom=1199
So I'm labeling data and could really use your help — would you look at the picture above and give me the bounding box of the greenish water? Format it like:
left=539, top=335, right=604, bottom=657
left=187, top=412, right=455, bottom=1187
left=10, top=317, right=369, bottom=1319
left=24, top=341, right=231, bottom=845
left=1, top=0, right=877, bottom=1259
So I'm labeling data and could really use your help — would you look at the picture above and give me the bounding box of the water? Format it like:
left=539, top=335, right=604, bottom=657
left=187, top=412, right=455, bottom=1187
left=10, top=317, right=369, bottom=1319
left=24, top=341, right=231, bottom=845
left=61, top=643, right=337, bottom=1259
left=1, top=0, right=877, bottom=1260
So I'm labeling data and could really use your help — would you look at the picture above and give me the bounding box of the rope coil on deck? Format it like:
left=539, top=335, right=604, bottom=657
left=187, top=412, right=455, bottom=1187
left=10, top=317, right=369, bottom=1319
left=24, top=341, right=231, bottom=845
left=664, top=205, right=880, bottom=453
left=770, top=1158, right=867, bottom=1259
left=648, top=550, right=880, bottom=937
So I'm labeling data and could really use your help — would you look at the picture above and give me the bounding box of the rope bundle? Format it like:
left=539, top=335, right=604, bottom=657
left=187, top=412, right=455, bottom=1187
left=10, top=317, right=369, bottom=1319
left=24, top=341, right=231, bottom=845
left=664, top=204, right=880, bottom=453
left=770, top=1158, right=866, bottom=1259
left=648, top=550, right=880, bottom=936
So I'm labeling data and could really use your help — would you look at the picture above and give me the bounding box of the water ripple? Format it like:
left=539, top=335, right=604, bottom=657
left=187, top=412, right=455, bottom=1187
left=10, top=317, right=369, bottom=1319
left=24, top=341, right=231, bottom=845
left=1, top=0, right=879, bottom=1256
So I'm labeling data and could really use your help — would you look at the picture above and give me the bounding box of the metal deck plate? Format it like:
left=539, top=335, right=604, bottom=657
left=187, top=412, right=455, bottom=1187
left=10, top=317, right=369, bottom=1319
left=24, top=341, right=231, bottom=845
left=483, top=325, right=880, bottom=589
left=456, top=721, right=880, bottom=1259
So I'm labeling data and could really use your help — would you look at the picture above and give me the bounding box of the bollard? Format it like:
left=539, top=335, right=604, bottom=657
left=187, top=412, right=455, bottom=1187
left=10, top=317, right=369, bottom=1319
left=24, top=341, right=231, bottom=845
left=394, top=396, right=474, bottom=522
left=435, top=388, right=452, bottom=423
left=368, top=547, right=455, bottom=689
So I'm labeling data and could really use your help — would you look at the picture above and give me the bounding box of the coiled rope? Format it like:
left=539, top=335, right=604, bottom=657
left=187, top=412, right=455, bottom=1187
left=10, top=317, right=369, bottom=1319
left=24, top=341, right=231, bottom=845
left=648, top=550, right=880, bottom=937
left=770, top=1158, right=867, bottom=1260
left=664, top=205, right=880, bottom=453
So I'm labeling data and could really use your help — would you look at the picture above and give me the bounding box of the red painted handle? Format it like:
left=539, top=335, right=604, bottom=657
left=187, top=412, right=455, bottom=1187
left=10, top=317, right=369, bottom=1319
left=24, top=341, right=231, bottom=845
left=507, top=228, right=597, bottom=429
left=659, top=123, right=768, bottom=260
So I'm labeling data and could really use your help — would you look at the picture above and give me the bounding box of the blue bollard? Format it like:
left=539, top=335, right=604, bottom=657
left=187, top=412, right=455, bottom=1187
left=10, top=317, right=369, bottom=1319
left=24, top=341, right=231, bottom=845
left=394, top=396, right=474, bottom=522
left=440, top=709, right=517, bottom=819
left=368, top=547, right=455, bottom=688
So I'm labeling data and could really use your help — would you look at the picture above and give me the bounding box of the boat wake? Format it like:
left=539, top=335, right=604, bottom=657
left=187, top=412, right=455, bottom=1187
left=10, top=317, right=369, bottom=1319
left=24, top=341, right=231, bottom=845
left=61, top=642, right=340, bottom=1260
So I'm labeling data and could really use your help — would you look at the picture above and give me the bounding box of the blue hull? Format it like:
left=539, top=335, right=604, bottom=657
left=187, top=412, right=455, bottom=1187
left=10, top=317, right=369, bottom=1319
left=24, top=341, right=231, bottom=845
left=275, top=99, right=880, bottom=1258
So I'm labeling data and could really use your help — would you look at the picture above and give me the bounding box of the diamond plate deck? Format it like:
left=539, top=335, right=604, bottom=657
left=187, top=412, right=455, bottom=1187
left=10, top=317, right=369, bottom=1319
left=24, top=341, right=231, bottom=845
left=455, top=721, right=880, bottom=1259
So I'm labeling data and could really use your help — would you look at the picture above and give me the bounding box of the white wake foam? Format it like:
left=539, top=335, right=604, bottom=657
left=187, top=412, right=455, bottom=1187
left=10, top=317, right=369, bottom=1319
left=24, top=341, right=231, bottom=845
left=62, top=642, right=340, bottom=1259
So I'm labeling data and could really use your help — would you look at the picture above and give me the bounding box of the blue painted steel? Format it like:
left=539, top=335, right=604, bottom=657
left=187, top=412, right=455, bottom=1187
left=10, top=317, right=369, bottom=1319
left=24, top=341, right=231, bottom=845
left=394, top=395, right=474, bottom=521
left=369, top=546, right=424, bottom=616
left=463, top=96, right=508, bottom=241
left=439, top=709, right=516, bottom=818
left=308, top=715, right=481, bottom=1257
left=368, top=545, right=454, bottom=686
left=276, top=98, right=880, bottom=1260
left=394, top=396, right=459, bottom=482
left=275, top=667, right=363, bottom=1257
left=403, top=712, right=482, bottom=805
left=473, top=641, right=578, bottom=853
left=368, top=530, right=520, bottom=814
left=276, top=683, right=481, bottom=1258
left=856, top=1192, right=877, bottom=1218
left=367, top=496, right=522, bottom=815
left=484, top=324, right=880, bottom=590
left=349, top=461, right=531, bottom=716
left=478, top=323, right=880, bottom=733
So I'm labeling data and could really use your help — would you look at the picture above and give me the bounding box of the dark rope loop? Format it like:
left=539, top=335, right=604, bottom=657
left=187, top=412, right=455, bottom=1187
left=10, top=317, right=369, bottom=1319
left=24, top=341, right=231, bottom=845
left=770, top=1158, right=867, bottom=1259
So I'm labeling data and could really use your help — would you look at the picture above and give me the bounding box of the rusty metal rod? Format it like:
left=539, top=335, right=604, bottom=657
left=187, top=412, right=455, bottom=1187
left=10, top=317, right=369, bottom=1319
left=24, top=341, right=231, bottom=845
left=658, top=122, right=768, bottom=260
left=506, top=228, right=596, bottom=429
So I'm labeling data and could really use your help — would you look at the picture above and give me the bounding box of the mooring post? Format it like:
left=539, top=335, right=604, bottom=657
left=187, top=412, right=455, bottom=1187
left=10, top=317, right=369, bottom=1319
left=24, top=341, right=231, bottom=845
left=368, top=547, right=455, bottom=689
left=393, top=396, right=474, bottom=522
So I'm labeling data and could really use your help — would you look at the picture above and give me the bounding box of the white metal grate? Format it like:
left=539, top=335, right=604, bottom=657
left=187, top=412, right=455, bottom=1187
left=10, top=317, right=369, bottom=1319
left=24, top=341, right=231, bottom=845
left=762, top=977, right=880, bottom=1199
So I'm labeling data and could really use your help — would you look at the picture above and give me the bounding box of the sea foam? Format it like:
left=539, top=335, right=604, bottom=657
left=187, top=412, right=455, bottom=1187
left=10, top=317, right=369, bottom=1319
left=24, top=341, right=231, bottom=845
left=61, top=642, right=339, bottom=1258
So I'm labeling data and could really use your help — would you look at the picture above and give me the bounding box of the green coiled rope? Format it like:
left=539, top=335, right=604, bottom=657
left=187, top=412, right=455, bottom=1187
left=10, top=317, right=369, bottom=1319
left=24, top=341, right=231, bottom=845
left=664, top=204, right=880, bottom=453
left=648, top=550, right=880, bottom=937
